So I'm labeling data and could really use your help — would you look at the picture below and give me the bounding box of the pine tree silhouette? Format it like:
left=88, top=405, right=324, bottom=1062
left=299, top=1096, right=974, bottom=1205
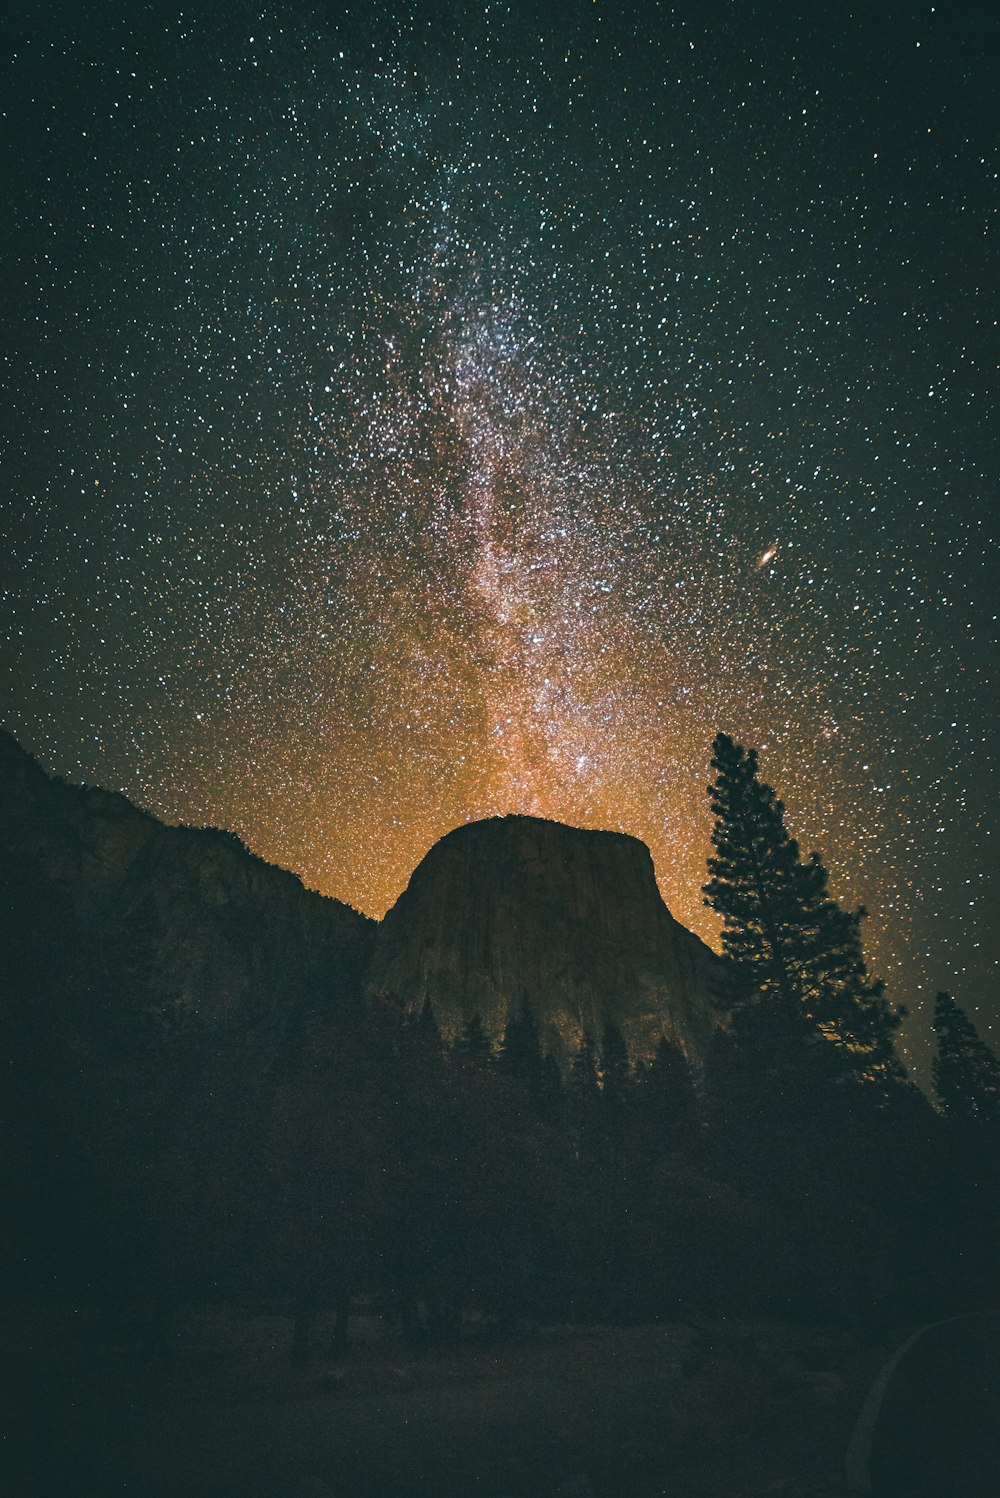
left=599, top=1021, right=632, bottom=1104
left=703, top=731, right=902, bottom=1083
left=570, top=1028, right=599, bottom=1100
left=645, top=1034, right=698, bottom=1147
left=538, top=1050, right=565, bottom=1122
left=499, top=998, right=544, bottom=1093
left=454, top=1012, right=492, bottom=1064
left=932, top=992, right=1000, bottom=1123
left=412, top=995, right=442, bottom=1050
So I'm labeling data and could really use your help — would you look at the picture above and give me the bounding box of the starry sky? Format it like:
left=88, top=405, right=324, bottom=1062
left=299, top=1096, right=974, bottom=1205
left=3, top=0, right=997, bottom=1069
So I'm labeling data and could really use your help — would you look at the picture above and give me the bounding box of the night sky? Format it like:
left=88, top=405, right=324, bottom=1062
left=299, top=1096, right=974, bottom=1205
left=3, top=1, right=997, bottom=1071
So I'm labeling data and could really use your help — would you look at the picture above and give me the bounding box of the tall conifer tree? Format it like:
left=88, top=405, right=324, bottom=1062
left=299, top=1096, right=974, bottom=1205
left=703, top=732, right=901, bottom=1081
left=932, top=992, right=1000, bottom=1123
left=703, top=733, right=804, bottom=1008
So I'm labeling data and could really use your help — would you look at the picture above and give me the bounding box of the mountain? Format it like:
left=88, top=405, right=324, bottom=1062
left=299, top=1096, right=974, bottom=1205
left=4, top=734, right=952, bottom=1341
left=368, top=814, right=724, bottom=1062
left=1, top=734, right=722, bottom=1061
left=0, top=731, right=374, bottom=1035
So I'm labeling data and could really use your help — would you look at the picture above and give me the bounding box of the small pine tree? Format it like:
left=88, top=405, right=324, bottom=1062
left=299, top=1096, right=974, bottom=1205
left=570, top=1029, right=600, bottom=1100
left=645, top=1034, right=698, bottom=1148
left=932, top=992, right=1000, bottom=1124
left=413, top=995, right=441, bottom=1050
left=454, top=1012, right=492, bottom=1064
left=568, top=1029, right=601, bottom=1159
left=538, top=1051, right=564, bottom=1121
left=599, top=1021, right=632, bottom=1104
left=499, top=998, right=544, bottom=1093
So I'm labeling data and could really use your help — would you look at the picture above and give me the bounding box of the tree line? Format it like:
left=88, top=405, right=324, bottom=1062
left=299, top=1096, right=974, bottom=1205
left=2, top=732, right=997, bottom=1361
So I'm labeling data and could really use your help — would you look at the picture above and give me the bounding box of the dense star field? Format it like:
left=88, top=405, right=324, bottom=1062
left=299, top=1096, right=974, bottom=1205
left=3, top=1, right=996, bottom=1066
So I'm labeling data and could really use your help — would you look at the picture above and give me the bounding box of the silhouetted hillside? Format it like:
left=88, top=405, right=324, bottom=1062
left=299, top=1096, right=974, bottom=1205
left=0, top=729, right=375, bottom=1036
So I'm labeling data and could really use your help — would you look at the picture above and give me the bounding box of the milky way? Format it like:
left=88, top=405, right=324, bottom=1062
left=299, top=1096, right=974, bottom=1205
left=3, top=1, right=997, bottom=1071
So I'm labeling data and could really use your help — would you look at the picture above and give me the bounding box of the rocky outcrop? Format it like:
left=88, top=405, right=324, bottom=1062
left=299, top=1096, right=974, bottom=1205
left=2, top=735, right=723, bottom=1060
left=368, top=814, right=724, bottom=1063
left=0, top=731, right=374, bottom=1031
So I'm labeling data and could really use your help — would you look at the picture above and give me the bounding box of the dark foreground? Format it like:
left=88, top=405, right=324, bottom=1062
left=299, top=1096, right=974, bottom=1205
left=8, top=1306, right=996, bottom=1498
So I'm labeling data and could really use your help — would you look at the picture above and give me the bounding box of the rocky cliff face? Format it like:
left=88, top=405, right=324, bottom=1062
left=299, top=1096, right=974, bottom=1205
left=0, top=732, right=375, bottom=1031
left=3, top=736, right=722, bottom=1060
left=368, top=814, right=723, bottom=1062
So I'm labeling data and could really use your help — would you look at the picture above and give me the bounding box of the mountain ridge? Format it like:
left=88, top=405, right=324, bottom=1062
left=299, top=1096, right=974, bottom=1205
left=0, top=729, right=374, bottom=1032
left=1, top=731, right=722, bottom=1057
